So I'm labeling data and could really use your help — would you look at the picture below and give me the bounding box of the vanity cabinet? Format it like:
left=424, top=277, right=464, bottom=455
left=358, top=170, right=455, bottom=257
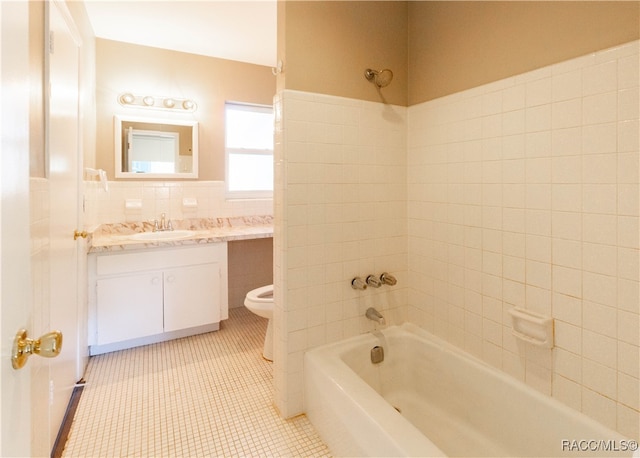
left=96, top=271, right=164, bottom=345
left=163, top=263, right=220, bottom=332
left=88, top=243, right=228, bottom=355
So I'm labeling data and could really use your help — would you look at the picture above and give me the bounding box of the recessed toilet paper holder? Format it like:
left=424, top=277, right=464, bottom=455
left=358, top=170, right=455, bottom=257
left=508, top=307, right=554, bottom=348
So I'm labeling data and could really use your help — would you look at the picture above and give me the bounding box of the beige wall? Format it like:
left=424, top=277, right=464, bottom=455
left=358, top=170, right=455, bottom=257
left=408, top=1, right=640, bottom=104
left=279, top=1, right=408, bottom=106
left=278, top=1, right=639, bottom=106
left=228, top=238, right=274, bottom=309
left=95, top=39, right=275, bottom=181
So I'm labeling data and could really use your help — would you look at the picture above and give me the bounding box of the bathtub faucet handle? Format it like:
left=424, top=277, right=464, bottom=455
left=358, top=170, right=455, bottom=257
left=380, top=272, right=397, bottom=286
left=366, top=275, right=382, bottom=288
left=351, top=277, right=367, bottom=290
left=366, top=307, right=385, bottom=325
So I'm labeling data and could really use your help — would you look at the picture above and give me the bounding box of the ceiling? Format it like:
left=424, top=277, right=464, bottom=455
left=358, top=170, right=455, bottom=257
left=84, top=1, right=278, bottom=67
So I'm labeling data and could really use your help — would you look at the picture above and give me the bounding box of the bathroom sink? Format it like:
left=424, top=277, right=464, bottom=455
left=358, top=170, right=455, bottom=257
left=127, top=230, right=195, bottom=241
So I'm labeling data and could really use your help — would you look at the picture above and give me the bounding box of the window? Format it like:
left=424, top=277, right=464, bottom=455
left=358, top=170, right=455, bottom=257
left=225, top=102, right=274, bottom=198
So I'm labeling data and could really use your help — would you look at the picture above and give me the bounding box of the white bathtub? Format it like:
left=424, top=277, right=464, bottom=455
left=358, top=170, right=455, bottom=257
left=304, top=323, right=635, bottom=457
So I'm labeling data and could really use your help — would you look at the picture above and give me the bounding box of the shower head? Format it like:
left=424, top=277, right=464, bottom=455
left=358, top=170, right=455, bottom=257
left=364, top=68, right=393, bottom=88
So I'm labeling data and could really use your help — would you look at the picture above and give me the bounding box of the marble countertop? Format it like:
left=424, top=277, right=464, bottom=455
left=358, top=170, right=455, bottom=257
left=88, top=215, right=273, bottom=253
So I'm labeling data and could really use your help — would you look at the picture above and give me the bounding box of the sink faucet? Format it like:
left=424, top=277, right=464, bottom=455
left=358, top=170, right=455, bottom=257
left=153, top=213, right=173, bottom=232
left=366, top=307, right=385, bottom=325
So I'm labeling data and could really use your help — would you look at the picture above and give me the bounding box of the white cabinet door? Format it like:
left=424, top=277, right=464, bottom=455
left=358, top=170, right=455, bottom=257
left=163, top=263, right=220, bottom=332
left=96, top=272, right=164, bottom=345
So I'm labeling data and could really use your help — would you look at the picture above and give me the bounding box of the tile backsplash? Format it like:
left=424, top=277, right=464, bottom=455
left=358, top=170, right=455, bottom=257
left=84, top=180, right=273, bottom=228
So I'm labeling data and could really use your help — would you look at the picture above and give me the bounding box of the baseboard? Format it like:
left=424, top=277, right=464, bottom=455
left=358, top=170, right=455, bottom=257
left=51, top=381, right=85, bottom=458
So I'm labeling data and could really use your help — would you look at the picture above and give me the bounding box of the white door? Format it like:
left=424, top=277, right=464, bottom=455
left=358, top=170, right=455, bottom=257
left=47, top=0, right=82, bottom=449
left=0, top=2, right=34, bottom=456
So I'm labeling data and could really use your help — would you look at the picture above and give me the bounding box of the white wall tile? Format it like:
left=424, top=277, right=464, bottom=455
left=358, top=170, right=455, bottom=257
left=583, top=60, right=618, bottom=96
left=583, top=213, right=617, bottom=245
left=618, top=52, right=640, bottom=89
left=583, top=123, right=618, bottom=154
left=406, top=40, right=639, bottom=439
left=583, top=92, right=618, bottom=125
left=552, top=127, right=582, bottom=156
left=552, top=238, right=582, bottom=269
left=618, top=341, right=640, bottom=378
left=84, top=180, right=273, bottom=226
left=553, top=293, right=582, bottom=326
left=618, top=402, right=640, bottom=440
left=552, top=99, right=582, bottom=129
left=276, top=91, right=408, bottom=417
left=552, top=266, right=582, bottom=298
left=273, top=40, right=640, bottom=436
left=582, top=388, right=618, bottom=431
left=552, top=69, right=582, bottom=102
left=618, top=87, right=640, bottom=121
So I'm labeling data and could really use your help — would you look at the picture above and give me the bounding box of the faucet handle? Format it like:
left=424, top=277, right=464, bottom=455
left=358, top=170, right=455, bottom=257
left=351, top=277, right=367, bottom=290
left=366, top=275, right=381, bottom=288
left=380, top=272, right=397, bottom=286
left=152, top=220, right=159, bottom=232
left=167, top=219, right=173, bottom=231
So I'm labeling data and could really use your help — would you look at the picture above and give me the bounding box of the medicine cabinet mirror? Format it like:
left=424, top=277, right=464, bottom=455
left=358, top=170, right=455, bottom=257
left=114, top=115, right=198, bottom=179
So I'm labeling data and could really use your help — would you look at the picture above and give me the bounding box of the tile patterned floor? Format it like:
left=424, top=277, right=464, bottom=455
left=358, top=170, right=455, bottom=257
left=62, top=307, right=331, bottom=457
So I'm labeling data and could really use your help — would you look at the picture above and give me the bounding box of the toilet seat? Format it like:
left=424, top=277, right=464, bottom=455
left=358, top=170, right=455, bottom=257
left=244, top=284, right=274, bottom=319
left=245, top=284, right=273, bottom=303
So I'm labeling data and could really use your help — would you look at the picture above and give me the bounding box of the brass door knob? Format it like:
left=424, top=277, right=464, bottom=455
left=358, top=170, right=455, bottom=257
left=12, top=329, right=63, bottom=370
left=73, top=230, right=88, bottom=240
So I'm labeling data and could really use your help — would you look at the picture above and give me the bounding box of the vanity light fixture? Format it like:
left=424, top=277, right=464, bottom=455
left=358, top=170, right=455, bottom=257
left=117, top=93, right=197, bottom=112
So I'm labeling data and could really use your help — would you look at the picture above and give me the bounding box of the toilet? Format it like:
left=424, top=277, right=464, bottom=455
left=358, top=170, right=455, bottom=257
left=244, top=284, right=274, bottom=361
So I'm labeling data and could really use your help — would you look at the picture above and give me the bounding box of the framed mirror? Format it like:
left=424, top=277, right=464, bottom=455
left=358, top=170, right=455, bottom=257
left=114, top=115, right=198, bottom=179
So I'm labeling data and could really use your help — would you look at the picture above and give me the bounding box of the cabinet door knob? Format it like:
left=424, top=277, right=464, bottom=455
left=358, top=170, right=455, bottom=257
left=151, top=277, right=160, bottom=285
left=166, top=275, right=175, bottom=283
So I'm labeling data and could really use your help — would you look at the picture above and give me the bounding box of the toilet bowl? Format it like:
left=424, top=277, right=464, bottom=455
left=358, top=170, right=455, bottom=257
left=244, top=284, right=274, bottom=361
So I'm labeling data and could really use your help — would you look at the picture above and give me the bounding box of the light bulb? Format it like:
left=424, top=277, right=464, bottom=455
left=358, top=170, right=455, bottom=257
left=163, top=98, right=175, bottom=108
left=119, top=93, right=135, bottom=104
left=143, top=96, right=155, bottom=106
left=182, top=100, right=195, bottom=110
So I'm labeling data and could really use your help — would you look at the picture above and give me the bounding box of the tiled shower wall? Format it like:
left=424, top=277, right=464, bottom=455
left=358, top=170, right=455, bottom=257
left=407, top=41, right=639, bottom=439
left=274, top=90, right=408, bottom=416
left=83, top=180, right=273, bottom=228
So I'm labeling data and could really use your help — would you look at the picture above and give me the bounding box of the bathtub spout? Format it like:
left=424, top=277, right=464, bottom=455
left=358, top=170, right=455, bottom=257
left=366, top=307, right=385, bottom=325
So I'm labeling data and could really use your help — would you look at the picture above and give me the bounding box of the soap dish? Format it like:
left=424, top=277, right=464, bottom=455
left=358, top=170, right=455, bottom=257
left=508, top=307, right=554, bottom=348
